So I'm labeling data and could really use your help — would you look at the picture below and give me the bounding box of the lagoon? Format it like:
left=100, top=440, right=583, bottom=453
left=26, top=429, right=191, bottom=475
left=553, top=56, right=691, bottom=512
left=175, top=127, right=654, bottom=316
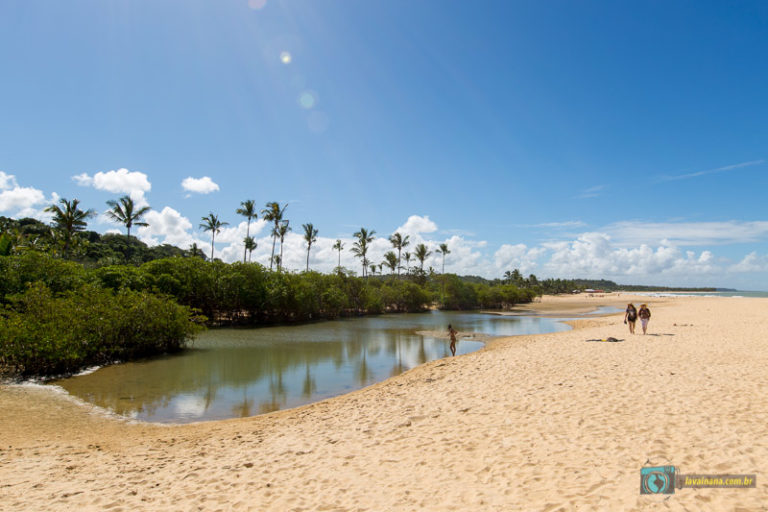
left=53, top=310, right=572, bottom=423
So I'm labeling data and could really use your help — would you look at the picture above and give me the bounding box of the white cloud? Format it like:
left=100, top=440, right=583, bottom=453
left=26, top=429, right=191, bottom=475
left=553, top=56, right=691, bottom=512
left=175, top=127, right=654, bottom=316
left=72, top=173, right=93, bottom=187
left=73, top=168, right=152, bottom=206
left=214, top=220, right=269, bottom=262
left=729, top=252, right=768, bottom=273
left=437, top=235, right=488, bottom=275
left=0, top=172, right=57, bottom=222
left=396, top=215, right=438, bottom=236
left=181, top=176, right=219, bottom=195
left=217, top=219, right=267, bottom=244
left=0, top=186, right=46, bottom=213
left=0, top=171, right=19, bottom=190
left=137, top=207, right=197, bottom=247
left=494, top=243, right=546, bottom=275
left=542, top=232, right=719, bottom=279
left=136, top=209, right=270, bottom=261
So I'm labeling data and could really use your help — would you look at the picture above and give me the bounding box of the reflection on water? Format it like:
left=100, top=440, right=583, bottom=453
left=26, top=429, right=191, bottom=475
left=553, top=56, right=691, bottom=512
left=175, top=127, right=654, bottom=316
left=53, top=311, right=570, bottom=423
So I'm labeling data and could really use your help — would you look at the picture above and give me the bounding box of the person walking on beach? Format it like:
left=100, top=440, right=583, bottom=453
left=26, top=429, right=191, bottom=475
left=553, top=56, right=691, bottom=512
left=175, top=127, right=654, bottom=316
left=624, top=303, right=637, bottom=334
left=638, top=304, right=651, bottom=334
left=448, top=324, right=458, bottom=356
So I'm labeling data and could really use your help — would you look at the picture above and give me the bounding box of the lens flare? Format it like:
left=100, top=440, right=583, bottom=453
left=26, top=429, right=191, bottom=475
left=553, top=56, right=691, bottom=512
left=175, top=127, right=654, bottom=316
left=297, top=90, right=317, bottom=109
left=280, top=51, right=292, bottom=64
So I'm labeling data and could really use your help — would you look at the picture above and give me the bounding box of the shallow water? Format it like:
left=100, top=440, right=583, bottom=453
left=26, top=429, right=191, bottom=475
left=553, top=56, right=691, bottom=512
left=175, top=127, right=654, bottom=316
left=53, top=310, right=571, bottom=423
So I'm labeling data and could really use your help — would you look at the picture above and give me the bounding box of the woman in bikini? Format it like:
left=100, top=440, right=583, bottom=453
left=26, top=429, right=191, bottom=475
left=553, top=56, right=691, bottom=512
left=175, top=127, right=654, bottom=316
left=624, top=303, right=637, bottom=334
left=448, top=324, right=458, bottom=356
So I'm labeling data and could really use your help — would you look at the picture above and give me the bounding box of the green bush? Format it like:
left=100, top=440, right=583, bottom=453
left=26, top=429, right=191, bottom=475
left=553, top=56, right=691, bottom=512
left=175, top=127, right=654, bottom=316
left=90, top=264, right=151, bottom=291
left=440, top=275, right=479, bottom=310
left=0, top=282, right=203, bottom=378
left=380, top=280, right=431, bottom=312
left=0, top=252, right=86, bottom=300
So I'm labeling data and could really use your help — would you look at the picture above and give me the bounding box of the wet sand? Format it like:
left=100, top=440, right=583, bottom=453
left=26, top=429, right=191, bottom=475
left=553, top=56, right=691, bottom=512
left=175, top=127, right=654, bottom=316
left=1, top=293, right=767, bottom=510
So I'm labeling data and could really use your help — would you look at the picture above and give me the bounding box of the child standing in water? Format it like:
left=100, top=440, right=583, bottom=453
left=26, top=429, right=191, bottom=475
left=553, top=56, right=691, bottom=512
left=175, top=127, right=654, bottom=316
left=448, top=324, right=458, bottom=356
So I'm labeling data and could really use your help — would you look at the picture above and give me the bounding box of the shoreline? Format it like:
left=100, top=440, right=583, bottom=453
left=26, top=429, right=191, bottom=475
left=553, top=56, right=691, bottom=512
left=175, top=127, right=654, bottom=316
left=2, top=293, right=767, bottom=510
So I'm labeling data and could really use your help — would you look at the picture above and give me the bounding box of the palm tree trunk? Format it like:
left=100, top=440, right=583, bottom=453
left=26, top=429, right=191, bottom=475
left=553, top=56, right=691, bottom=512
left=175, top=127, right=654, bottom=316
left=442, top=254, right=445, bottom=274
left=210, top=233, right=215, bottom=260
left=337, top=249, right=341, bottom=268
left=306, top=245, right=310, bottom=271
left=243, top=220, right=251, bottom=263
left=270, top=232, right=276, bottom=270
left=397, top=248, right=401, bottom=275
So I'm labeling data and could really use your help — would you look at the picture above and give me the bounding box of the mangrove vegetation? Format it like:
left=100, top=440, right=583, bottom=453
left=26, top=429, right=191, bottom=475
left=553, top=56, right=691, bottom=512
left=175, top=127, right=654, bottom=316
left=0, top=197, right=584, bottom=379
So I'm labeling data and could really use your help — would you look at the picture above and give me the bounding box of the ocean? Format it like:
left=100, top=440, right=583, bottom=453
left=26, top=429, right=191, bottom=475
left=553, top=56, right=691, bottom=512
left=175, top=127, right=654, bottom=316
left=632, top=291, right=768, bottom=298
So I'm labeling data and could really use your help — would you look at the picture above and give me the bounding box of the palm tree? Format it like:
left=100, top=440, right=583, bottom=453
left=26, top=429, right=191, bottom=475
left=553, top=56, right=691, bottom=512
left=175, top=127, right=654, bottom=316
left=383, top=251, right=398, bottom=275
left=105, top=195, right=150, bottom=239
left=236, top=199, right=258, bottom=263
left=351, top=227, right=375, bottom=277
left=244, top=236, right=257, bottom=262
left=506, top=268, right=523, bottom=286
left=404, top=251, right=412, bottom=272
left=261, top=202, right=288, bottom=270
left=414, top=243, right=432, bottom=271
left=188, top=242, right=205, bottom=259
left=302, top=223, right=319, bottom=271
left=44, top=198, right=95, bottom=257
left=277, top=221, right=290, bottom=271
left=333, top=239, right=344, bottom=269
left=389, top=232, right=410, bottom=275
left=437, top=243, right=451, bottom=273
left=200, top=213, right=228, bottom=260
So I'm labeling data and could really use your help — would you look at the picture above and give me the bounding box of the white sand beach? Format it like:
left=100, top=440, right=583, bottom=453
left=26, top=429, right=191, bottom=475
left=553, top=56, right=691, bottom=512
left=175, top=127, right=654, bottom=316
left=1, top=294, right=766, bottom=511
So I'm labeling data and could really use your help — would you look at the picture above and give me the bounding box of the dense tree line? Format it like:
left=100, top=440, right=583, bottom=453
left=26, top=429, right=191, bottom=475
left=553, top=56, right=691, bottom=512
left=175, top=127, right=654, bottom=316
left=0, top=252, right=535, bottom=324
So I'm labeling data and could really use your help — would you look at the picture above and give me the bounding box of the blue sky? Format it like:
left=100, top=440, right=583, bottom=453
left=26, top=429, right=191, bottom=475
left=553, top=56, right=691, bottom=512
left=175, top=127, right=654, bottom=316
left=1, top=0, right=767, bottom=288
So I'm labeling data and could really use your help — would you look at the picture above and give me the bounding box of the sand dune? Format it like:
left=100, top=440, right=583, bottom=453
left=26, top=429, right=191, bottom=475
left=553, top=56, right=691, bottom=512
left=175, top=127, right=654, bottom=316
left=1, top=294, right=767, bottom=511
